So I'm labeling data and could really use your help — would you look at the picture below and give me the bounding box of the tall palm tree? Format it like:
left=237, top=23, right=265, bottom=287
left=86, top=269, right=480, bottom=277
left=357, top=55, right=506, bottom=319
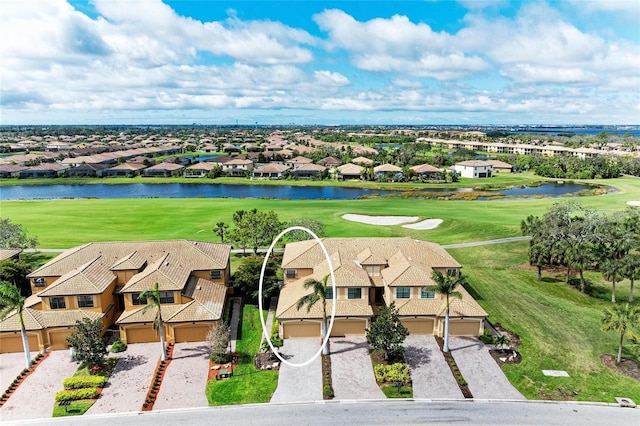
left=296, top=275, right=330, bottom=355
left=601, top=303, right=640, bottom=364
left=0, top=282, right=32, bottom=369
left=432, top=271, right=465, bottom=353
left=601, top=258, right=625, bottom=303
left=622, top=254, right=640, bottom=303
left=138, top=282, right=167, bottom=361
left=566, top=243, right=594, bottom=293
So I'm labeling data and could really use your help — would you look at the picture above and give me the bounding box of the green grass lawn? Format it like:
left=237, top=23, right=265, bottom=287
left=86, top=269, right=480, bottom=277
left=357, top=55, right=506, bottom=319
left=206, top=305, right=278, bottom=405
left=453, top=241, right=640, bottom=402
left=381, top=384, right=413, bottom=398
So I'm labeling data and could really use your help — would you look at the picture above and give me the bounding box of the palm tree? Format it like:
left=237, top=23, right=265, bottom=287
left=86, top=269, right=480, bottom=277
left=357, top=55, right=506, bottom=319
left=296, top=275, right=330, bottom=355
left=566, top=243, right=594, bottom=293
left=213, top=222, right=229, bottom=243
left=138, top=282, right=167, bottom=361
left=622, top=254, right=640, bottom=303
left=0, top=282, right=32, bottom=369
left=601, top=303, right=640, bottom=364
left=601, top=258, right=625, bottom=303
left=432, top=271, right=465, bottom=353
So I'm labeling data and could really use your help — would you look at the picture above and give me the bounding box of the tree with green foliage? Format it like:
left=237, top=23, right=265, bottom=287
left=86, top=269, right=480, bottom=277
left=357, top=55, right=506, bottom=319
left=230, top=209, right=283, bottom=255
left=284, top=218, right=325, bottom=242
left=296, top=275, right=331, bottom=355
left=0, top=282, right=32, bottom=368
left=232, top=256, right=280, bottom=303
left=432, top=271, right=465, bottom=352
left=0, top=218, right=38, bottom=249
left=601, top=303, right=640, bottom=364
left=66, top=318, right=108, bottom=368
left=622, top=254, right=640, bottom=303
left=601, top=258, right=625, bottom=303
left=213, top=222, right=229, bottom=243
left=0, top=259, right=32, bottom=296
left=138, top=282, right=167, bottom=361
left=366, top=302, right=409, bottom=361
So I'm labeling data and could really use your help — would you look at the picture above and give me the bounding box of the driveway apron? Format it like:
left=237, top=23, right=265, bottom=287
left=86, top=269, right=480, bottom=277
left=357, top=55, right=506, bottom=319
left=0, top=351, right=40, bottom=393
left=153, top=342, right=210, bottom=410
left=404, top=335, right=463, bottom=399
left=449, top=336, right=525, bottom=400
left=271, top=338, right=322, bottom=403
left=0, top=350, right=77, bottom=421
left=330, top=336, right=385, bottom=400
left=86, top=342, right=160, bottom=414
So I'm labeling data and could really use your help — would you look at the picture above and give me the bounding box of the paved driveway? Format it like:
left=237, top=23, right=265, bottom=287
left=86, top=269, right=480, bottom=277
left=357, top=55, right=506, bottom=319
left=404, top=335, right=463, bottom=399
left=330, top=336, right=385, bottom=400
left=153, top=342, right=210, bottom=410
left=449, top=336, right=525, bottom=400
left=0, top=351, right=40, bottom=393
left=0, top=350, right=77, bottom=421
left=87, top=342, right=160, bottom=414
left=270, top=338, right=322, bottom=403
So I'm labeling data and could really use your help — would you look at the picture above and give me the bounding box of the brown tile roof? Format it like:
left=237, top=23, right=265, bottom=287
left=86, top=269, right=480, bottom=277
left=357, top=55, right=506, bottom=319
left=374, top=164, right=402, bottom=173
left=111, top=251, right=147, bottom=271
left=337, top=163, right=364, bottom=175
left=120, top=253, right=188, bottom=293
left=0, top=307, right=103, bottom=332
left=410, top=164, right=441, bottom=173
left=394, top=286, right=487, bottom=318
left=351, top=156, right=374, bottom=166
left=0, top=249, right=22, bottom=261
left=38, top=257, right=116, bottom=296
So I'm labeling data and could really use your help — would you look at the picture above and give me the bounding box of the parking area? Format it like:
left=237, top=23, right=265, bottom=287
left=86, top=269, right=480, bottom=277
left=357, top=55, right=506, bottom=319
left=404, top=335, right=463, bottom=399
left=329, top=336, right=385, bottom=400
left=449, top=336, right=525, bottom=400
left=270, top=338, right=323, bottom=403
left=0, top=350, right=77, bottom=421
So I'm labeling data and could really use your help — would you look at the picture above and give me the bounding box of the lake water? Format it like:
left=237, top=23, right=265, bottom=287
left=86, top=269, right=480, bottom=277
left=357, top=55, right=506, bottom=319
left=0, top=182, right=595, bottom=201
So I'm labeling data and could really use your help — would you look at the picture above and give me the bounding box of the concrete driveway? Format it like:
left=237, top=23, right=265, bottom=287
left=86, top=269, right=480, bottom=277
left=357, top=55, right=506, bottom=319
left=404, top=335, right=463, bottom=399
left=153, top=342, right=210, bottom=410
left=449, top=336, right=525, bottom=400
left=0, top=350, right=77, bottom=421
left=271, top=338, right=322, bottom=403
left=86, top=342, right=160, bottom=414
left=329, top=336, right=384, bottom=400
left=0, top=350, right=40, bottom=393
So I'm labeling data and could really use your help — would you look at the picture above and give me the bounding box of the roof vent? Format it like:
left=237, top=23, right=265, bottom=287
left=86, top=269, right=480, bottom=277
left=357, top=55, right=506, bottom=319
left=164, top=261, right=169, bottom=266
left=196, top=285, right=201, bottom=290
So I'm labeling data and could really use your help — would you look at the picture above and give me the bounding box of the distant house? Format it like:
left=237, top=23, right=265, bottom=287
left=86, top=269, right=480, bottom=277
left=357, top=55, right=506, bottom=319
left=18, top=163, right=68, bottom=178
left=101, top=163, right=146, bottom=177
left=222, top=158, right=254, bottom=177
left=318, top=156, right=342, bottom=168
left=337, top=163, right=365, bottom=180
left=222, top=144, right=241, bottom=153
left=290, top=163, right=326, bottom=179
left=252, top=163, right=290, bottom=179
left=453, top=160, right=493, bottom=178
left=373, top=164, right=402, bottom=178
left=66, top=163, right=108, bottom=178
left=142, top=163, right=185, bottom=177
left=0, top=164, right=28, bottom=178
left=285, top=156, right=314, bottom=169
left=200, top=144, right=218, bottom=152
left=351, top=156, right=374, bottom=166
left=485, top=160, right=513, bottom=173
left=410, top=164, right=441, bottom=179
left=185, top=162, right=218, bottom=177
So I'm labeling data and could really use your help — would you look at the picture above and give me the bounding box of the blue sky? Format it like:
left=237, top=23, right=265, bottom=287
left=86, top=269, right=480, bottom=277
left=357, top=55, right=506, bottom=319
left=1, top=0, right=638, bottom=125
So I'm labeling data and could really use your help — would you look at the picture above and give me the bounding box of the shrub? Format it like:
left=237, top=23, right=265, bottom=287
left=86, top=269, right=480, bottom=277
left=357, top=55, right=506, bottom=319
left=323, top=384, right=334, bottom=398
left=374, top=363, right=411, bottom=385
left=210, top=352, right=232, bottom=364
left=63, top=376, right=108, bottom=390
left=55, top=387, right=100, bottom=401
left=110, top=338, right=127, bottom=353
left=479, top=329, right=494, bottom=344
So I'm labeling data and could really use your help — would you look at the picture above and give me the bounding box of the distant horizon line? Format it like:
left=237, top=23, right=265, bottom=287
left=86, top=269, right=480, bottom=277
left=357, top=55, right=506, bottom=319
left=1, top=123, right=639, bottom=128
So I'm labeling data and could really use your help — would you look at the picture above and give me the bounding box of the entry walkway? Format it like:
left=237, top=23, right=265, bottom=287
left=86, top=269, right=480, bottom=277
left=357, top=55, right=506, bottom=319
left=330, top=336, right=384, bottom=400
left=449, top=336, right=525, bottom=400
left=404, top=335, right=463, bottom=399
left=0, top=350, right=77, bottom=421
left=270, top=338, right=322, bottom=403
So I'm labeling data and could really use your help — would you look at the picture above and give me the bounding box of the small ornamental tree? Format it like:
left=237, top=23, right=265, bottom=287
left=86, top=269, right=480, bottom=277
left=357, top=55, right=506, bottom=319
left=0, top=218, right=38, bottom=249
left=366, top=302, right=409, bottom=361
left=66, top=318, right=108, bottom=368
left=232, top=256, right=280, bottom=303
left=206, top=321, right=231, bottom=363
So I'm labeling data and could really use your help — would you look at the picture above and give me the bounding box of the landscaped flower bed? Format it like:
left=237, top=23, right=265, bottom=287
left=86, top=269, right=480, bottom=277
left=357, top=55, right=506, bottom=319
left=0, top=351, right=50, bottom=408
left=141, top=343, right=175, bottom=411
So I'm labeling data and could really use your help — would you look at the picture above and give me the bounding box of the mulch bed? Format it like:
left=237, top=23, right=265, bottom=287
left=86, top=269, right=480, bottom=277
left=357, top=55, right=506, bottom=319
left=322, top=354, right=334, bottom=399
left=601, top=354, right=640, bottom=382
left=0, top=350, right=51, bottom=408
left=208, top=352, right=241, bottom=380
left=141, top=343, right=175, bottom=411
left=489, top=323, right=523, bottom=367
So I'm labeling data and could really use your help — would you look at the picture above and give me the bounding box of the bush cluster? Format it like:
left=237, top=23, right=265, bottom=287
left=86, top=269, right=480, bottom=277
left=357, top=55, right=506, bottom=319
left=55, top=387, right=100, bottom=401
left=110, top=338, right=127, bottom=353
left=63, top=376, right=107, bottom=390
left=374, top=363, right=411, bottom=384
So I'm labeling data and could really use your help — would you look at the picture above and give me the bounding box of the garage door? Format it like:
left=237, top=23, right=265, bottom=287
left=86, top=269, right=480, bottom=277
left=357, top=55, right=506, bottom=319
left=449, top=320, right=481, bottom=336
left=402, top=318, right=435, bottom=335
left=174, top=325, right=210, bottom=342
left=330, top=319, right=366, bottom=337
left=49, top=329, right=72, bottom=350
left=125, top=326, right=160, bottom=344
left=282, top=322, right=320, bottom=338
left=0, top=333, right=39, bottom=353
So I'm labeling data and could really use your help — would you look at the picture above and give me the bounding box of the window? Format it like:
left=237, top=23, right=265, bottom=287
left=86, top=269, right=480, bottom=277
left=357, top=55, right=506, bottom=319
left=396, top=287, right=410, bottom=299
left=325, top=287, right=334, bottom=299
left=159, top=291, right=174, bottom=304
left=132, top=292, right=146, bottom=306
left=34, top=277, right=45, bottom=287
left=446, top=268, right=458, bottom=277
left=365, top=266, right=380, bottom=277
left=347, top=288, right=361, bottom=300
left=77, top=295, right=94, bottom=308
left=285, top=269, right=296, bottom=279
left=421, top=287, right=436, bottom=299
left=50, top=297, right=66, bottom=309
left=210, top=270, right=222, bottom=280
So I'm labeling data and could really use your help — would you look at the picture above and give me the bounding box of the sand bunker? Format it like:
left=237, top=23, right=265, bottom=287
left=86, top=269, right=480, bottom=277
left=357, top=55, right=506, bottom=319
left=402, top=219, right=443, bottom=230
left=341, top=214, right=418, bottom=226
left=627, top=201, right=640, bottom=207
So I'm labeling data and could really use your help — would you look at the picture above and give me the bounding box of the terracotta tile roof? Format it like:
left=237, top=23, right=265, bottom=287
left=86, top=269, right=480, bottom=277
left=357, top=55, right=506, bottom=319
left=0, top=307, right=103, bottom=332
left=351, top=156, right=374, bottom=165
left=38, top=257, right=116, bottom=296
left=455, top=160, right=492, bottom=167
left=411, top=164, right=440, bottom=173
left=116, top=304, right=183, bottom=324
left=394, top=286, right=487, bottom=318
left=253, top=163, right=290, bottom=173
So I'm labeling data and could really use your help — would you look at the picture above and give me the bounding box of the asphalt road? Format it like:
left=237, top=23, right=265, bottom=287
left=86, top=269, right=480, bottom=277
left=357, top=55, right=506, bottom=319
left=5, top=400, right=636, bottom=426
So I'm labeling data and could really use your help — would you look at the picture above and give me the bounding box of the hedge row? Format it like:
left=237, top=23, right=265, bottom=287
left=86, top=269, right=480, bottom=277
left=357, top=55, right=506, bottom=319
left=55, top=388, right=100, bottom=402
left=63, top=376, right=107, bottom=390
